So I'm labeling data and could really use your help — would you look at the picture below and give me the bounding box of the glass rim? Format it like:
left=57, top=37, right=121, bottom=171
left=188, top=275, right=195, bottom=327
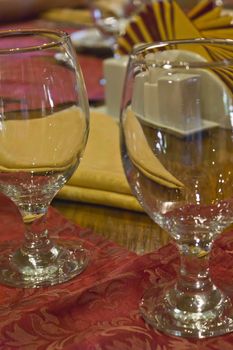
left=131, top=38, right=233, bottom=68
left=0, top=29, right=70, bottom=54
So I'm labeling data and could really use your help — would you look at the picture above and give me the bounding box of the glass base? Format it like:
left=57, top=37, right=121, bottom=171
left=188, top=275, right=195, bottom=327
left=0, top=240, right=89, bottom=288
left=140, top=284, right=233, bottom=338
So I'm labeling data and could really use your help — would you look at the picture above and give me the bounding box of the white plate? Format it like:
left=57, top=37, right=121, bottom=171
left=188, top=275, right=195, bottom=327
left=70, top=28, right=114, bottom=49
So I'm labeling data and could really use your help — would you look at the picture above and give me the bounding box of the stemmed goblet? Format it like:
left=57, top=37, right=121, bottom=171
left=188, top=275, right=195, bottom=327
left=120, top=38, right=233, bottom=337
left=0, top=29, right=89, bottom=288
left=89, top=0, right=149, bottom=42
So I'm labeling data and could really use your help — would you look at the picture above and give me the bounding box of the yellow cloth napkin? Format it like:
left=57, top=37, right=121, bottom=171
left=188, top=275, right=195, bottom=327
left=117, top=0, right=233, bottom=55
left=57, top=111, right=143, bottom=212
left=41, top=8, right=93, bottom=26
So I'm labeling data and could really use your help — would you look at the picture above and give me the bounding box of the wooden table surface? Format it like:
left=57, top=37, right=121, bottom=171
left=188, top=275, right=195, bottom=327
left=52, top=198, right=170, bottom=254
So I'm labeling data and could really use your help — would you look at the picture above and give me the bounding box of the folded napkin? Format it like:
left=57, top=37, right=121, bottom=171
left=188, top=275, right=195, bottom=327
left=57, top=111, right=143, bottom=212
left=40, top=8, right=93, bottom=26
left=117, top=0, right=233, bottom=55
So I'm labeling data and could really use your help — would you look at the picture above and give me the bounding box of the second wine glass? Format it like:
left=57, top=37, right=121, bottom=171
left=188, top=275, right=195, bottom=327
left=120, top=38, right=233, bottom=337
left=89, top=0, right=149, bottom=41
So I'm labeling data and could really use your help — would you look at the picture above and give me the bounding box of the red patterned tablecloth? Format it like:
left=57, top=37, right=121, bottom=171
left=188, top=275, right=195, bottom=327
left=1, top=18, right=233, bottom=350
left=0, top=19, right=105, bottom=104
left=0, top=195, right=233, bottom=349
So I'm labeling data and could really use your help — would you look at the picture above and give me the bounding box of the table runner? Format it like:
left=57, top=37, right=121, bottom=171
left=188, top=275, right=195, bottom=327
left=1, top=194, right=233, bottom=349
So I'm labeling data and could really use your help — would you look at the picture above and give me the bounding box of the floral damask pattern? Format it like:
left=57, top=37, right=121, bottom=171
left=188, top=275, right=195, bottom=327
left=1, top=194, right=233, bottom=349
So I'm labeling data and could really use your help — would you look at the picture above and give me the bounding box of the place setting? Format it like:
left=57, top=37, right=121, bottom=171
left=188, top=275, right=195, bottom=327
left=0, top=0, right=233, bottom=348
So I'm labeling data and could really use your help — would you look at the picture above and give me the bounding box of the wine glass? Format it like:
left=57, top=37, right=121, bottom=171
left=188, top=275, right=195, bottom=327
left=0, top=29, right=90, bottom=288
left=89, top=0, right=149, bottom=41
left=120, top=38, right=233, bottom=337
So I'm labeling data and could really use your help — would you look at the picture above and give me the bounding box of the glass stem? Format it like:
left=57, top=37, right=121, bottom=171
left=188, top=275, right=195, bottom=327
left=168, top=240, right=223, bottom=314
left=22, top=212, right=52, bottom=256
left=11, top=208, right=60, bottom=275
left=178, top=241, right=212, bottom=292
